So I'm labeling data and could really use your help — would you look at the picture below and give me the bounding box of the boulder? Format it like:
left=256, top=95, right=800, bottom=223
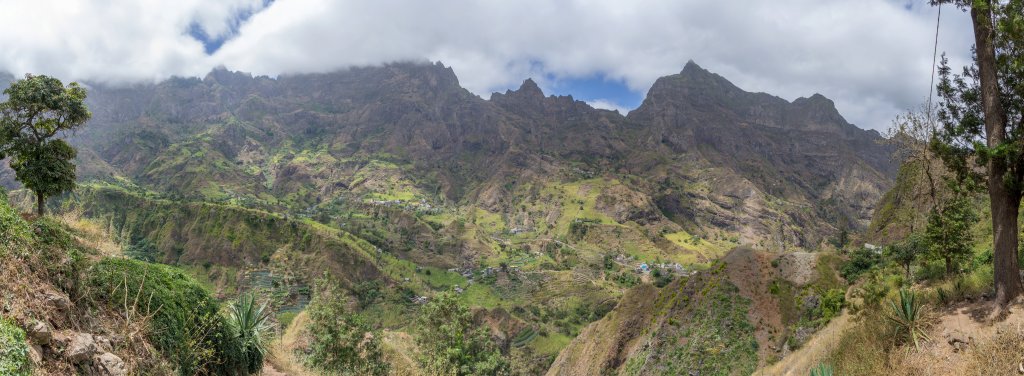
left=26, top=320, right=52, bottom=345
left=65, top=333, right=97, bottom=364
left=41, top=290, right=71, bottom=312
left=93, top=352, right=127, bottom=376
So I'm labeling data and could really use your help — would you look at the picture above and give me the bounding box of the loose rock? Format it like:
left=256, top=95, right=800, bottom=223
left=26, top=320, right=52, bottom=345
left=65, top=333, right=97, bottom=364
left=93, top=352, right=127, bottom=376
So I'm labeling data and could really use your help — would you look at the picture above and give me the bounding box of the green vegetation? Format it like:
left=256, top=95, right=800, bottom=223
left=648, top=265, right=759, bottom=375
left=809, top=363, right=834, bottom=376
left=924, top=194, right=977, bottom=275
left=227, top=293, right=273, bottom=374
left=840, top=246, right=881, bottom=282
left=86, top=258, right=248, bottom=375
left=0, top=190, right=31, bottom=255
left=884, top=289, right=929, bottom=349
left=0, top=318, right=30, bottom=376
left=934, top=0, right=1024, bottom=304
left=416, top=292, right=509, bottom=376
left=305, top=283, right=387, bottom=376
left=0, top=74, right=90, bottom=216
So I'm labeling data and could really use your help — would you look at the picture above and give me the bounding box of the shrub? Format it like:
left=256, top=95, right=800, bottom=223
left=32, top=218, right=88, bottom=295
left=0, top=195, right=31, bottom=256
left=840, top=247, right=881, bottom=282
left=810, top=363, right=834, bottom=376
left=352, top=280, right=382, bottom=309
left=813, top=289, right=845, bottom=325
left=305, top=284, right=387, bottom=376
left=87, top=258, right=245, bottom=375
left=416, top=292, right=509, bottom=376
left=0, top=318, right=30, bottom=376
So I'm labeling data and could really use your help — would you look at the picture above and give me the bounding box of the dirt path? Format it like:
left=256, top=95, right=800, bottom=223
left=753, top=311, right=852, bottom=376
left=261, top=362, right=288, bottom=376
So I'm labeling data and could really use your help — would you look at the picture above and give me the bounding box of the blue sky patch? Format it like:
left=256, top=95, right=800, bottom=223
left=189, top=0, right=274, bottom=55
left=544, top=74, right=643, bottom=112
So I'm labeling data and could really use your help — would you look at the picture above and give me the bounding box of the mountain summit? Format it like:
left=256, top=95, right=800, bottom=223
left=4, top=61, right=894, bottom=250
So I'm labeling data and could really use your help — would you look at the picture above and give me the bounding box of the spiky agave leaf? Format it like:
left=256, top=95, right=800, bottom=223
left=885, top=288, right=930, bottom=349
left=228, top=292, right=273, bottom=373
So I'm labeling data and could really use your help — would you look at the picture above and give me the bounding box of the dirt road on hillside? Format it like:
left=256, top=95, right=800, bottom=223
left=753, top=311, right=852, bottom=376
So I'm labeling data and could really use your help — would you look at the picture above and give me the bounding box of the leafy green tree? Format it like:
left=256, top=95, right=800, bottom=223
left=0, top=75, right=90, bottom=216
left=886, top=234, right=925, bottom=280
left=924, top=194, right=978, bottom=276
left=305, top=284, right=387, bottom=376
left=931, top=0, right=1024, bottom=304
left=416, top=292, right=509, bottom=376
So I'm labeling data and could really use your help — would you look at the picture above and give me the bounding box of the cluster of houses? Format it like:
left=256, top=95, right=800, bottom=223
left=635, top=261, right=692, bottom=276
left=366, top=198, right=439, bottom=214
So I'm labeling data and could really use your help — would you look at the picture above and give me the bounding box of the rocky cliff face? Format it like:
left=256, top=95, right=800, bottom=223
left=2, top=61, right=894, bottom=251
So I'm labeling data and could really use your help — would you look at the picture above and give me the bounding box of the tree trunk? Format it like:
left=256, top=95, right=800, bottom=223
left=36, top=192, right=45, bottom=216
left=971, top=2, right=1024, bottom=305
left=945, top=256, right=953, bottom=276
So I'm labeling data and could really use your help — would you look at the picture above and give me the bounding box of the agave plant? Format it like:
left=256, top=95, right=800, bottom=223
left=885, top=288, right=930, bottom=349
left=228, top=293, right=273, bottom=374
left=809, top=363, right=833, bottom=376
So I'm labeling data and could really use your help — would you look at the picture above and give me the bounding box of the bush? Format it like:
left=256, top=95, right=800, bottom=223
left=0, top=318, right=30, bottom=376
left=416, top=292, right=509, bottom=376
left=0, top=195, right=31, bottom=256
left=840, top=247, right=881, bottom=282
left=813, top=289, right=845, bottom=326
left=810, top=363, right=834, bottom=376
left=33, top=218, right=88, bottom=295
left=87, top=258, right=245, bottom=375
left=305, top=284, right=387, bottom=376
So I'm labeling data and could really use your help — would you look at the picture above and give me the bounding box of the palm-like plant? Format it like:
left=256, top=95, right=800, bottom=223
left=809, top=363, right=833, bottom=376
left=885, top=288, right=930, bottom=349
left=229, top=293, right=273, bottom=374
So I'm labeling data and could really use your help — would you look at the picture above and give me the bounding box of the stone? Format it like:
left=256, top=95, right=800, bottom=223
left=943, top=328, right=972, bottom=353
left=65, top=333, right=97, bottom=364
left=28, top=344, right=42, bottom=365
left=93, top=352, right=127, bottom=376
left=94, top=335, right=113, bottom=352
left=26, top=320, right=51, bottom=345
left=41, top=290, right=71, bottom=312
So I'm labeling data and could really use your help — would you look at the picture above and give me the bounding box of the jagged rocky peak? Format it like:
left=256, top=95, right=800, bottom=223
left=203, top=66, right=255, bottom=86
left=788, top=93, right=851, bottom=129
left=492, top=78, right=546, bottom=103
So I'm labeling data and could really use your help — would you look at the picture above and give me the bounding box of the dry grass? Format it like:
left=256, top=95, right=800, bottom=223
left=55, top=209, right=121, bottom=257
left=266, top=311, right=318, bottom=376
left=773, top=299, right=1024, bottom=376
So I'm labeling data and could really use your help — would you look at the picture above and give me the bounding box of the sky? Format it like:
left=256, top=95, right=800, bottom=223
left=0, top=0, right=974, bottom=131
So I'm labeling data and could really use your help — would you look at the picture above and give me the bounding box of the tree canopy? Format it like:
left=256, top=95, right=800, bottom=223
left=0, top=74, right=90, bottom=215
left=932, top=0, right=1024, bottom=304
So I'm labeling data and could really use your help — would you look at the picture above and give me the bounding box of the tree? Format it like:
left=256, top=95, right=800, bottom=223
left=305, top=284, right=387, bottom=376
left=0, top=75, right=90, bottom=216
left=932, top=0, right=1024, bottom=304
left=925, top=193, right=978, bottom=276
left=886, top=234, right=924, bottom=280
left=415, top=292, right=509, bottom=376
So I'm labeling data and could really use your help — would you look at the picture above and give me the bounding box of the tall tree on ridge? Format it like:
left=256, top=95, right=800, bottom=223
left=0, top=74, right=90, bottom=216
left=932, top=0, right=1024, bottom=304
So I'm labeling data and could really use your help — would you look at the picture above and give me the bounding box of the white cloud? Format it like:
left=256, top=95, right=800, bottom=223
left=0, top=0, right=975, bottom=130
left=586, top=99, right=630, bottom=114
